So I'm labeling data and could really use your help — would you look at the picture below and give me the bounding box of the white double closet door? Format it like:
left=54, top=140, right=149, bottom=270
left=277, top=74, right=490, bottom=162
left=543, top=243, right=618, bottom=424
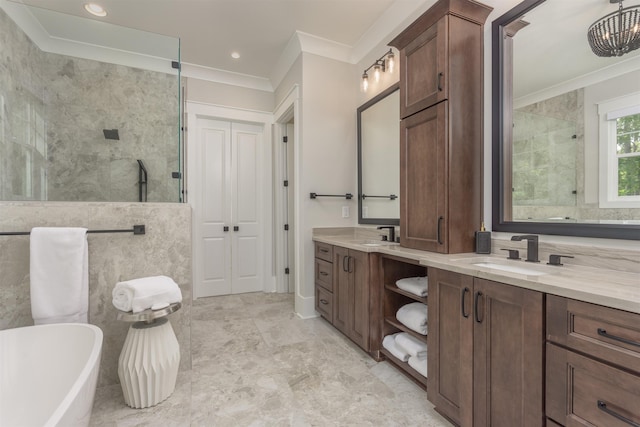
left=192, top=117, right=263, bottom=298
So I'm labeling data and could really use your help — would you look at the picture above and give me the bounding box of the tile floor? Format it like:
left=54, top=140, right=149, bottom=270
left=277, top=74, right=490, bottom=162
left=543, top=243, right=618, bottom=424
left=90, top=292, right=451, bottom=426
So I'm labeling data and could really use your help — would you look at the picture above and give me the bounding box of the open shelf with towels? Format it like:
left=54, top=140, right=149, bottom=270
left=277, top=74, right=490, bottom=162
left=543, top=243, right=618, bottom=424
left=380, top=254, right=429, bottom=389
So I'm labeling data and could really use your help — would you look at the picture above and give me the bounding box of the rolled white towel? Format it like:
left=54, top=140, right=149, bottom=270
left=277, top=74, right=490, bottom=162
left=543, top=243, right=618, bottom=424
left=396, top=302, right=428, bottom=335
left=382, top=333, right=410, bottom=362
left=408, top=355, right=428, bottom=378
left=396, top=276, right=428, bottom=297
left=112, top=275, right=182, bottom=313
left=395, top=332, right=428, bottom=358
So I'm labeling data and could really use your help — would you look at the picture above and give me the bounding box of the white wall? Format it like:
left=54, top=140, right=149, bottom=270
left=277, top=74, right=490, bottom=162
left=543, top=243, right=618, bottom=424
left=296, top=52, right=358, bottom=317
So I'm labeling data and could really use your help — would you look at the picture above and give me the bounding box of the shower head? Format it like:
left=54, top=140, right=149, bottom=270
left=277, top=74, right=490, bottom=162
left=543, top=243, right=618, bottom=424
left=103, top=129, right=119, bottom=140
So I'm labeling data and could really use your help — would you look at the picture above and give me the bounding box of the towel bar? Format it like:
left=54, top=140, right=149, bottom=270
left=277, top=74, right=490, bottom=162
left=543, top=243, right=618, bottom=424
left=310, top=193, right=353, bottom=199
left=0, top=225, right=146, bottom=236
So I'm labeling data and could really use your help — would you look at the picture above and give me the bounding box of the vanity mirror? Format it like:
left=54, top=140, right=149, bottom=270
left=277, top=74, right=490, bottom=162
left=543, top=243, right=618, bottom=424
left=492, top=0, right=640, bottom=239
left=0, top=1, right=181, bottom=203
left=357, top=83, right=400, bottom=225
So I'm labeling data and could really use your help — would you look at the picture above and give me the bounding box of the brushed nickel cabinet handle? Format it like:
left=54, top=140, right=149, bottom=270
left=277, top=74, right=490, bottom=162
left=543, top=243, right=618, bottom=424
left=320, top=299, right=329, bottom=305
left=320, top=271, right=328, bottom=276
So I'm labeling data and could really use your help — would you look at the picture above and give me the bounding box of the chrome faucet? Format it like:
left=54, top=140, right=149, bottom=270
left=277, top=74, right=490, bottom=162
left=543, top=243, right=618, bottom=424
left=510, top=235, right=539, bottom=263
left=377, top=226, right=395, bottom=243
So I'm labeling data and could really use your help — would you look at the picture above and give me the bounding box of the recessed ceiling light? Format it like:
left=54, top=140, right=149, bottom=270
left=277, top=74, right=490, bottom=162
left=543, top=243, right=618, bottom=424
left=231, top=52, right=240, bottom=59
left=84, top=3, right=107, bottom=17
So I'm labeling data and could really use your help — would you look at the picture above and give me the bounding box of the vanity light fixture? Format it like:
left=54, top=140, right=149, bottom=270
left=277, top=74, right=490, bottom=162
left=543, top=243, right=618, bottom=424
left=360, top=49, right=395, bottom=91
left=84, top=3, right=107, bottom=17
left=587, top=0, right=640, bottom=57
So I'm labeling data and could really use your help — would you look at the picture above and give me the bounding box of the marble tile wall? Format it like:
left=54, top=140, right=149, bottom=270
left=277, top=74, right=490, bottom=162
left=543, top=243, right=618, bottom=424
left=0, top=6, right=181, bottom=203
left=513, top=89, right=640, bottom=221
left=43, top=54, right=180, bottom=203
left=0, top=202, right=192, bottom=387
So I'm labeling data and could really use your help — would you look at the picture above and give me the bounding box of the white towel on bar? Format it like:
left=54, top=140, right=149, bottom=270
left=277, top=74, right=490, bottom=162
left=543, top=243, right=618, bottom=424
left=382, top=333, right=410, bottom=362
left=30, top=227, right=89, bottom=325
left=395, top=332, right=428, bottom=358
left=396, top=302, right=428, bottom=335
left=112, top=275, right=182, bottom=313
left=408, top=355, right=428, bottom=378
left=396, top=276, right=428, bottom=297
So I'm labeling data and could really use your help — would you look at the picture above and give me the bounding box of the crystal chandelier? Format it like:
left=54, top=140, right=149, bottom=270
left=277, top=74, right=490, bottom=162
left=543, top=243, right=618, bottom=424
left=587, top=0, right=640, bottom=57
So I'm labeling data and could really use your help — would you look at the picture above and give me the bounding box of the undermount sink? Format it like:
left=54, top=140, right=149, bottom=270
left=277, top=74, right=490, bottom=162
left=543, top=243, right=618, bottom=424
left=472, top=262, right=548, bottom=276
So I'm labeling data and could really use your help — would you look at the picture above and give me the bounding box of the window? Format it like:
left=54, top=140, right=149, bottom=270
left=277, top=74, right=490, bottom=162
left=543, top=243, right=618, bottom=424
left=598, top=93, right=640, bottom=208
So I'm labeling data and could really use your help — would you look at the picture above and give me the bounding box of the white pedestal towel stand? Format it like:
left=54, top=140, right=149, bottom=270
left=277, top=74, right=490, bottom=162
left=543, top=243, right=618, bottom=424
left=116, top=302, right=181, bottom=408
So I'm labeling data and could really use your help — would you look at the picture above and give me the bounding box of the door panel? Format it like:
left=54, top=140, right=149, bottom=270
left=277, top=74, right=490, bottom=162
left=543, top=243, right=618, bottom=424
left=350, top=250, right=370, bottom=350
left=193, top=117, right=263, bottom=297
left=333, top=246, right=349, bottom=335
left=473, top=278, right=544, bottom=427
left=427, top=267, right=473, bottom=427
left=231, top=123, right=263, bottom=294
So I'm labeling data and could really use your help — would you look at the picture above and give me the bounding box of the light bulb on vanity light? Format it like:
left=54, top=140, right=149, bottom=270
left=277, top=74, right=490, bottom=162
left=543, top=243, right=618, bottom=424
left=361, top=72, right=369, bottom=92
left=373, top=63, right=382, bottom=82
left=386, top=51, right=395, bottom=73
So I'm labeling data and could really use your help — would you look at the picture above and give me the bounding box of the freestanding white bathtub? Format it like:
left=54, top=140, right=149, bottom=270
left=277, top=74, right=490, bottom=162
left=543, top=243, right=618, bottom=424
left=0, top=323, right=103, bottom=427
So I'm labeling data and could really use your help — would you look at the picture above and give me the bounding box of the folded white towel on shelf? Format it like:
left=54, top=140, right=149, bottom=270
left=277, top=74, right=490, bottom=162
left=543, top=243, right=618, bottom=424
left=112, top=275, right=182, bottom=313
left=396, top=302, right=428, bottom=335
left=382, top=333, right=410, bottom=362
left=408, top=355, right=428, bottom=378
left=30, top=227, right=89, bottom=325
left=395, top=332, right=428, bottom=358
left=396, top=276, right=428, bottom=297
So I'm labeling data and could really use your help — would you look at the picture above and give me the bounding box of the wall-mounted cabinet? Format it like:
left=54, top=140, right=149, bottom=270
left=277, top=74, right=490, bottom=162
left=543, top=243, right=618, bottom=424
left=389, top=0, right=492, bottom=253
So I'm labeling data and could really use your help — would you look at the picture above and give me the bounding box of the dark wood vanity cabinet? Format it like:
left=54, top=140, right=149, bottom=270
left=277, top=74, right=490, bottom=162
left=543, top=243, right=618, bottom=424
left=314, top=242, right=382, bottom=355
left=390, top=0, right=491, bottom=254
left=427, top=267, right=544, bottom=427
left=545, top=295, right=640, bottom=427
left=333, top=246, right=371, bottom=350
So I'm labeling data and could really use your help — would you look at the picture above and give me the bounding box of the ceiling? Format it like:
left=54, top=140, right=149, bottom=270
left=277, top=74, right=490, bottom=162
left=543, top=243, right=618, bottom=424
left=12, top=0, right=405, bottom=80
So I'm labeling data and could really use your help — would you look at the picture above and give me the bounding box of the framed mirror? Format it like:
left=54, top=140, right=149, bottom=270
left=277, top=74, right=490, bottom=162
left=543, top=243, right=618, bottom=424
left=358, top=83, right=400, bottom=225
left=492, top=0, right=640, bottom=240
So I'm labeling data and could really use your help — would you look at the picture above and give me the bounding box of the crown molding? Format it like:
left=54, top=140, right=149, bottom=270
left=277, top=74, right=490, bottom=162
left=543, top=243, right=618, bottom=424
left=181, top=62, right=273, bottom=92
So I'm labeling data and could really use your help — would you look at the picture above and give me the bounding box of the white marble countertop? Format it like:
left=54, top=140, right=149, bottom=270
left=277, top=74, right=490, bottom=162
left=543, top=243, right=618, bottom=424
left=312, top=234, right=640, bottom=315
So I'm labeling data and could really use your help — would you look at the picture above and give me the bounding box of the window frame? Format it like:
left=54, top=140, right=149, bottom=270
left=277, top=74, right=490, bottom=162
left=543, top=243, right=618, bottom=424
left=598, top=92, right=640, bottom=208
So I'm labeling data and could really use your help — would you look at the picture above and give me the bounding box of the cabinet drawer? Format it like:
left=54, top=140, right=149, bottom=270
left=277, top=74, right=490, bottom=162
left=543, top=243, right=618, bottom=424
left=315, top=285, right=333, bottom=321
left=315, top=259, right=333, bottom=291
left=547, top=295, right=640, bottom=374
left=315, top=242, right=333, bottom=263
left=547, top=343, right=640, bottom=427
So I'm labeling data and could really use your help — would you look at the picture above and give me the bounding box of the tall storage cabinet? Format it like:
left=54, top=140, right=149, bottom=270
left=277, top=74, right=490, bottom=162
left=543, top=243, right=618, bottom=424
left=389, top=0, right=492, bottom=253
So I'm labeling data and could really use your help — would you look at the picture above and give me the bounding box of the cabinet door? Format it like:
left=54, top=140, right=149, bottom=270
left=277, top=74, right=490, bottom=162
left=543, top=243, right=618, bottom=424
left=400, top=15, right=448, bottom=118
left=400, top=102, right=448, bottom=253
left=427, top=268, right=474, bottom=427
left=349, top=249, right=370, bottom=351
left=473, top=278, right=544, bottom=427
left=333, top=246, right=350, bottom=335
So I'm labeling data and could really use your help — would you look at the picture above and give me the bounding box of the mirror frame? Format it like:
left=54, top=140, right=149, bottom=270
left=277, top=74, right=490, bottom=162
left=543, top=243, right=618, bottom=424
left=357, top=82, right=400, bottom=226
left=491, top=0, right=640, bottom=240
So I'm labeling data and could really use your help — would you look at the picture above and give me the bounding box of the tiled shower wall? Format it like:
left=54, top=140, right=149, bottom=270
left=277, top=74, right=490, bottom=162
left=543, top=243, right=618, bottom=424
left=0, top=202, right=192, bottom=387
left=0, top=6, right=180, bottom=203
left=512, top=89, right=640, bottom=221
